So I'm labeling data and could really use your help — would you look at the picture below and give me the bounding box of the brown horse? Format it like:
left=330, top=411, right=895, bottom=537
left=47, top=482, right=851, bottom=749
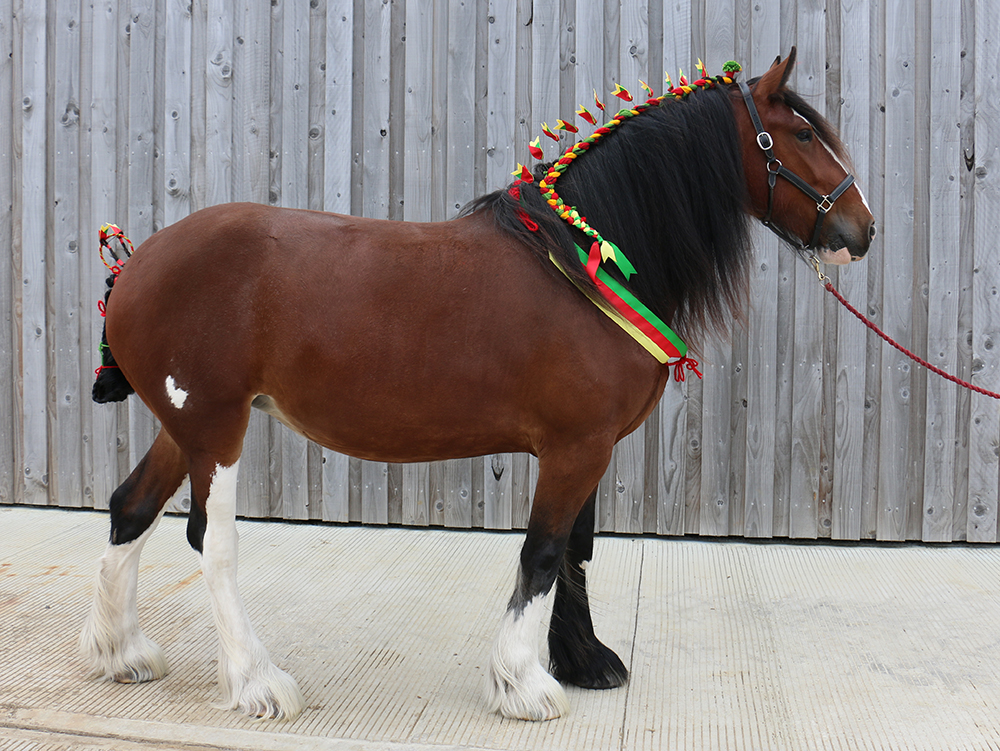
left=81, top=50, right=874, bottom=722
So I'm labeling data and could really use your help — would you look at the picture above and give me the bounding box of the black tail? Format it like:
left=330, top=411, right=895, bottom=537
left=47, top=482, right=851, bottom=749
left=92, top=274, right=135, bottom=404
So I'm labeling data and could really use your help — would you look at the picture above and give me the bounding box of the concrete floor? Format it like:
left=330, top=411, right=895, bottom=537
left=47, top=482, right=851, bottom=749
left=4, top=505, right=1000, bottom=751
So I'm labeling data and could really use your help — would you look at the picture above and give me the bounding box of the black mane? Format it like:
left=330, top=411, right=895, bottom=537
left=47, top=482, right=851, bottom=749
left=463, top=83, right=753, bottom=349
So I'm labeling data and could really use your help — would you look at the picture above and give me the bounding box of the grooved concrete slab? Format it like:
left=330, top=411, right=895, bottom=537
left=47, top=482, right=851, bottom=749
left=4, top=506, right=1000, bottom=750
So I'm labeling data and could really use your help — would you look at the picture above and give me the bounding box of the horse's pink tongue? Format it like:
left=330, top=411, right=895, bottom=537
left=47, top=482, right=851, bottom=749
left=817, top=246, right=852, bottom=265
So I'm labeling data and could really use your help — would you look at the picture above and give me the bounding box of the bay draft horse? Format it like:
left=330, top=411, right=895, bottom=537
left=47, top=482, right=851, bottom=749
left=81, top=50, right=874, bottom=721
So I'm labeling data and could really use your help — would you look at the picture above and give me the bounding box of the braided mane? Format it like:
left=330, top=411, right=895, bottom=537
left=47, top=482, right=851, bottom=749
left=463, top=80, right=754, bottom=349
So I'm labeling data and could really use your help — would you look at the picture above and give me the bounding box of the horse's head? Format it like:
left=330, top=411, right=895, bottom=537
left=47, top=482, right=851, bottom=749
left=734, top=48, right=875, bottom=264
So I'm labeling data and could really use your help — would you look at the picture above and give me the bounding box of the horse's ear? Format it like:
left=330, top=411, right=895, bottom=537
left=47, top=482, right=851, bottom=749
left=756, top=46, right=797, bottom=97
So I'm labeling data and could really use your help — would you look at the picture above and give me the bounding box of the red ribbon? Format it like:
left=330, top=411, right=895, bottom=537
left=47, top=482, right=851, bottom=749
left=516, top=209, right=538, bottom=232
left=671, top=357, right=702, bottom=382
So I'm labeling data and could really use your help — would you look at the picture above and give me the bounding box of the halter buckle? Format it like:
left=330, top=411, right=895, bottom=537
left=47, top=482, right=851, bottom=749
left=817, top=196, right=835, bottom=213
left=756, top=131, right=774, bottom=151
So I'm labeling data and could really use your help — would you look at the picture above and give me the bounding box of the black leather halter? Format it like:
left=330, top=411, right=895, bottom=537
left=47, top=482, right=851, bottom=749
left=738, top=80, right=855, bottom=251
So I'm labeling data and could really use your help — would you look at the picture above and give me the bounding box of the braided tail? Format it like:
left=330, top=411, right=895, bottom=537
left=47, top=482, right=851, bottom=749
left=93, top=224, right=136, bottom=404
left=92, top=274, right=135, bottom=403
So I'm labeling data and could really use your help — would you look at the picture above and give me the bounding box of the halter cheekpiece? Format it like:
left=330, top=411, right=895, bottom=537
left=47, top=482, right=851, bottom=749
left=736, top=79, right=855, bottom=251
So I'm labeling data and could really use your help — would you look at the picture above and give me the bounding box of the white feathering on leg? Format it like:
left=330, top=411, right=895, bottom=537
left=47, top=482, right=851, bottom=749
left=79, top=486, right=182, bottom=683
left=486, top=589, right=569, bottom=721
left=199, top=460, right=305, bottom=720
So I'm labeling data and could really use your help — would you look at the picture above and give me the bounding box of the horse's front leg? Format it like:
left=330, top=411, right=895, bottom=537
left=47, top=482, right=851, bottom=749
left=548, top=488, right=628, bottom=688
left=486, top=447, right=612, bottom=720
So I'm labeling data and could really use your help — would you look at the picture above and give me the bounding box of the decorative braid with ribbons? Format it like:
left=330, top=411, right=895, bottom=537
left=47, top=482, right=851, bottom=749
left=514, top=60, right=742, bottom=378
left=94, top=223, right=134, bottom=378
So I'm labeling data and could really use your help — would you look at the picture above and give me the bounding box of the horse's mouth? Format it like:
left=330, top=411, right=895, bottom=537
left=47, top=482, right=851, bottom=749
left=815, top=246, right=854, bottom=265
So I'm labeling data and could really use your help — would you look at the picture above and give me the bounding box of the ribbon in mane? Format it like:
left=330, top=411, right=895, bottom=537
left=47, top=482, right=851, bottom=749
left=516, top=60, right=743, bottom=377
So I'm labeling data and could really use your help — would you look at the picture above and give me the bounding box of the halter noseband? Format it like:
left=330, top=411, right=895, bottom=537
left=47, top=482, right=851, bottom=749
left=738, top=80, right=855, bottom=251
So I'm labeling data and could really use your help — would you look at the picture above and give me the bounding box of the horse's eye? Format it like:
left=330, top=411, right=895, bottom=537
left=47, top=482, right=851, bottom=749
left=796, top=129, right=814, bottom=143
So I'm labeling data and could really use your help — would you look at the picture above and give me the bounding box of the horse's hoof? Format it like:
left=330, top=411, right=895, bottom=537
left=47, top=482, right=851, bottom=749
left=486, top=662, right=570, bottom=721
left=220, top=662, right=305, bottom=721
left=549, top=638, right=629, bottom=690
left=81, top=629, right=169, bottom=684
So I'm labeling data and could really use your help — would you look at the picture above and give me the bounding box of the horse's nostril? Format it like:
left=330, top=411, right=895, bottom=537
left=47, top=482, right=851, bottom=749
left=869, top=222, right=877, bottom=240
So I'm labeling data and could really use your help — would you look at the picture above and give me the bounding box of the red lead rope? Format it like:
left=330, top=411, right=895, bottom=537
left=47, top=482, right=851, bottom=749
left=823, top=280, right=1000, bottom=401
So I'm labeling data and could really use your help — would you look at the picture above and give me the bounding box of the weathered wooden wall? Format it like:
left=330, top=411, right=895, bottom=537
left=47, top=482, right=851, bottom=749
left=1, top=0, right=998, bottom=541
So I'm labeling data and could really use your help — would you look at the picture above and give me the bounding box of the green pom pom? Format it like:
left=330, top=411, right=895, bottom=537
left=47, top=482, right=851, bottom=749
left=723, top=60, right=742, bottom=74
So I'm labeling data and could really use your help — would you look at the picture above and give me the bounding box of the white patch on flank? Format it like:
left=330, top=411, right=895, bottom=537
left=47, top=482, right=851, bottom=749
left=486, top=588, right=570, bottom=720
left=199, top=460, right=305, bottom=720
left=80, top=487, right=182, bottom=683
left=165, top=375, right=188, bottom=409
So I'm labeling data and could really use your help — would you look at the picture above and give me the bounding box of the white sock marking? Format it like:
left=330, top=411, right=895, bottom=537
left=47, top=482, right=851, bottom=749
left=486, top=588, right=569, bottom=720
left=200, top=460, right=304, bottom=720
left=80, top=488, right=182, bottom=683
left=165, top=375, right=188, bottom=409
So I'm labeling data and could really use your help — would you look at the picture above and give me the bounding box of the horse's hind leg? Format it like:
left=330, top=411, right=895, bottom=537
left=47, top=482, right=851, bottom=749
left=81, top=428, right=188, bottom=683
left=486, top=445, right=612, bottom=720
left=547, top=488, right=628, bottom=689
left=186, top=452, right=305, bottom=720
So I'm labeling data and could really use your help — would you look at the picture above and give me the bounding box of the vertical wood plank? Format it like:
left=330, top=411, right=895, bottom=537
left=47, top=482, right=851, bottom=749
left=785, top=0, right=826, bottom=540
left=967, top=0, right=1000, bottom=542
left=52, top=0, right=82, bottom=507
left=322, top=0, right=353, bottom=523
left=0, top=0, right=13, bottom=506
left=307, top=0, right=327, bottom=522
left=878, top=0, right=916, bottom=540
left=596, top=0, right=618, bottom=533
left=483, top=453, right=512, bottom=530
left=263, top=0, right=284, bottom=520
left=741, top=0, right=780, bottom=541
left=159, top=0, right=192, bottom=516
left=326, top=0, right=353, bottom=217
left=399, top=0, right=431, bottom=526
left=232, top=0, right=272, bottom=518
left=19, top=0, right=49, bottom=505
left=438, top=0, right=477, bottom=528
left=661, top=0, right=691, bottom=81
left=127, top=0, right=159, bottom=473
left=952, top=0, right=977, bottom=541
left=87, top=0, right=122, bottom=510
left=657, top=387, right=688, bottom=535
left=655, top=0, right=693, bottom=537
left=276, top=0, right=310, bottom=521
left=164, top=0, right=192, bottom=228
left=728, top=8, right=753, bottom=537
left=574, top=0, right=603, bottom=145
left=612, top=1, right=648, bottom=534
left=921, top=0, right=961, bottom=541
left=696, top=0, right=735, bottom=537
left=480, top=0, right=517, bottom=529
left=860, top=0, right=886, bottom=539
left=358, top=0, right=392, bottom=524
left=509, top=0, right=536, bottom=532
left=830, top=0, right=870, bottom=540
